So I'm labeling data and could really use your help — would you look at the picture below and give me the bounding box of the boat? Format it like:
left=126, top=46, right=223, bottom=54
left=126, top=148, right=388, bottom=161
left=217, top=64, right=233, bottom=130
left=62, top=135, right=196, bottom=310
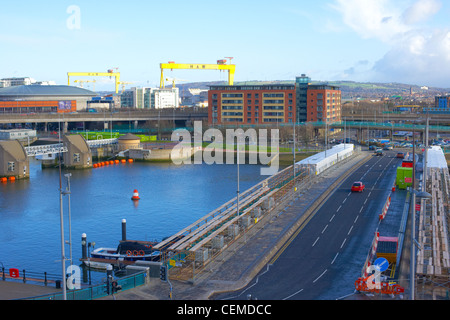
left=85, top=240, right=160, bottom=268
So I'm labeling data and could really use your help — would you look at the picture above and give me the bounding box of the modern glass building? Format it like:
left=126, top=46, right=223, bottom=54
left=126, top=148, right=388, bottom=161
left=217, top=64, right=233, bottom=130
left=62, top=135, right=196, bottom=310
left=295, top=74, right=310, bottom=123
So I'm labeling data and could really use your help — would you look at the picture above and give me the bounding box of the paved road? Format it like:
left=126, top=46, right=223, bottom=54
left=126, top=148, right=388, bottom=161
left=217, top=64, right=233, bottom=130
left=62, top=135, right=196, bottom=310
left=216, top=151, right=403, bottom=300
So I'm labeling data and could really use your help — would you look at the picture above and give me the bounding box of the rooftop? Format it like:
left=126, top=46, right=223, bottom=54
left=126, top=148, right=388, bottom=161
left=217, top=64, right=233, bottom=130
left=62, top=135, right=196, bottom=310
left=0, top=85, right=97, bottom=97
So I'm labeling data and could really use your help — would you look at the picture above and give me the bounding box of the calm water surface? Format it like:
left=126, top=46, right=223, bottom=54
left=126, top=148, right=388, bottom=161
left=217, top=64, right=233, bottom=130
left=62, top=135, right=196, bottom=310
left=0, top=159, right=267, bottom=284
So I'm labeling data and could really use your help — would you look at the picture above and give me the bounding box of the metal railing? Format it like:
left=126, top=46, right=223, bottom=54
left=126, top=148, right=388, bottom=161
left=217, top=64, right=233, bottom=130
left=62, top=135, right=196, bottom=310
left=24, top=143, right=68, bottom=157
left=26, top=271, right=147, bottom=300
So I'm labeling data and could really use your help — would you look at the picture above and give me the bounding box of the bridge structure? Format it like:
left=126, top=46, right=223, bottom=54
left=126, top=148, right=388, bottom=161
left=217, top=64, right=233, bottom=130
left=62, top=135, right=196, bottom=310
left=153, top=144, right=358, bottom=282
left=0, top=109, right=208, bottom=126
left=153, top=162, right=307, bottom=282
left=24, top=143, right=68, bottom=157
left=24, top=139, right=118, bottom=157
left=2, top=109, right=450, bottom=136
left=216, top=120, right=450, bottom=134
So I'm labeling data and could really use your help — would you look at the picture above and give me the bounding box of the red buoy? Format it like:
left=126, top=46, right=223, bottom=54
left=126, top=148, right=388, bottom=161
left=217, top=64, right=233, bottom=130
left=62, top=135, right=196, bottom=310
left=131, top=189, right=140, bottom=201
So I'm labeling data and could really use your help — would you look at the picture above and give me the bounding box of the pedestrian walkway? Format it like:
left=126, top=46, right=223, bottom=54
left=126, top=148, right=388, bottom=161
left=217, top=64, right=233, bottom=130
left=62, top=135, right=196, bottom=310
left=0, top=280, right=61, bottom=300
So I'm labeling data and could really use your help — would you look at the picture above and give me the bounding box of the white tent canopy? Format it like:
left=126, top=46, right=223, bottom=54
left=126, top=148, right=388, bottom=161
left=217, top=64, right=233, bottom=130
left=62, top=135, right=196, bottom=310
left=296, top=144, right=355, bottom=176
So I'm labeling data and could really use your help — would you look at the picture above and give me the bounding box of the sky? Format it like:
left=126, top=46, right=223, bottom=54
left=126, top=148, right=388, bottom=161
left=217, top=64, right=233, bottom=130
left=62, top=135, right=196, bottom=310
left=1, top=0, right=449, bottom=90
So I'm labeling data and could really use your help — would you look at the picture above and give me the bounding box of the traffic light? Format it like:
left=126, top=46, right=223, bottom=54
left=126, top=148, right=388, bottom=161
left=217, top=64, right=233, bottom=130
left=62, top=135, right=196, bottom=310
left=160, top=265, right=167, bottom=281
left=112, top=280, right=122, bottom=294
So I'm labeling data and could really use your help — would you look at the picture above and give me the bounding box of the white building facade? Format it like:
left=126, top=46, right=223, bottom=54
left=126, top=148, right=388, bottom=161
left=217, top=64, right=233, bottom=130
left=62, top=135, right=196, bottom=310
left=121, top=87, right=179, bottom=109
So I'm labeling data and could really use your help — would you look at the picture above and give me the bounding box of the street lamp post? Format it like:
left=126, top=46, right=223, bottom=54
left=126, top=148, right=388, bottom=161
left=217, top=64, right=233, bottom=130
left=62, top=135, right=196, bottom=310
left=57, top=120, right=67, bottom=301
left=64, top=173, right=73, bottom=266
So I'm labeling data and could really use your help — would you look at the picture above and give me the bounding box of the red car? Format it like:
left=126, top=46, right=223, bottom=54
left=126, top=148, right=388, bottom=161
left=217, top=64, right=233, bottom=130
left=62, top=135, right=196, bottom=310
left=351, top=181, right=365, bottom=192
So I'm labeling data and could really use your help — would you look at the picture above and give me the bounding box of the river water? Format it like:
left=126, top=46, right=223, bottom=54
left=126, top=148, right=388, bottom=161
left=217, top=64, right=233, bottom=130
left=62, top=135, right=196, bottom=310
left=0, top=159, right=267, bottom=284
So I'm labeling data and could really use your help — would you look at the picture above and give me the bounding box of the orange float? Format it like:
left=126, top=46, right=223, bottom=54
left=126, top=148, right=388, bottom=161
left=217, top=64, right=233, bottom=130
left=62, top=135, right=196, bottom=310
left=131, top=189, right=140, bottom=201
left=9, top=177, right=15, bottom=182
left=0, top=177, right=7, bottom=183
left=128, top=159, right=134, bottom=163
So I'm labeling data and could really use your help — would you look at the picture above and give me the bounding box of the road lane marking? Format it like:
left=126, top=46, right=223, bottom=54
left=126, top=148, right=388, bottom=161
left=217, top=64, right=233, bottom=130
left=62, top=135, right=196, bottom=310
left=340, top=238, right=347, bottom=249
left=337, top=205, right=342, bottom=212
left=330, top=214, right=335, bottom=222
left=331, top=253, right=339, bottom=265
left=354, top=215, right=359, bottom=223
left=322, top=225, right=328, bottom=234
left=312, top=237, right=320, bottom=247
left=348, top=225, right=354, bottom=235
left=282, top=289, right=304, bottom=300
left=313, top=269, right=328, bottom=283
left=343, top=198, right=347, bottom=203
left=360, top=206, right=364, bottom=213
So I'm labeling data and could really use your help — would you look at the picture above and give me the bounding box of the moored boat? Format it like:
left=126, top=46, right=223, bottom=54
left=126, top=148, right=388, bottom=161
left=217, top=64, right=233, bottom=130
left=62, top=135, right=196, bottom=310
left=86, top=240, right=160, bottom=266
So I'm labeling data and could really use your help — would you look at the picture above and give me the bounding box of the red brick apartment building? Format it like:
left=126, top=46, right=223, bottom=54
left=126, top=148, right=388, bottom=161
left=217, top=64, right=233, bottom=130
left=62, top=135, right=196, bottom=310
left=306, top=84, right=341, bottom=123
left=208, top=80, right=341, bottom=125
left=208, top=84, right=296, bottom=125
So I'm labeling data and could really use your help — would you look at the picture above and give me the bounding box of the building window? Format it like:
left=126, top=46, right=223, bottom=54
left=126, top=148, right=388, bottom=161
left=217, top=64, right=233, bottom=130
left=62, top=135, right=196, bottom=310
left=73, top=153, right=81, bottom=163
left=222, top=106, right=243, bottom=110
left=263, top=93, right=284, bottom=98
left=7, top=162, right=15, bottom=172
left=222, top=94, right=243, bottom=98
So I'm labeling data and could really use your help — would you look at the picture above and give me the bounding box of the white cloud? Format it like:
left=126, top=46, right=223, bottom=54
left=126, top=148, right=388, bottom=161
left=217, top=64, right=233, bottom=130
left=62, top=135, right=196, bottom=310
left=331, top=0, right=409, bottom=42
left=402, top=0, right=442, bottom=25
left=332, top=0, right=449, bottom=87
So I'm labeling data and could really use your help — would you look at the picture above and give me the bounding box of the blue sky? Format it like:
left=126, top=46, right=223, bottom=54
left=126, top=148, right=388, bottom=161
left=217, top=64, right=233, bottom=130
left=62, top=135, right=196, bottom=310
left=1, top=0, right=449, bottom=90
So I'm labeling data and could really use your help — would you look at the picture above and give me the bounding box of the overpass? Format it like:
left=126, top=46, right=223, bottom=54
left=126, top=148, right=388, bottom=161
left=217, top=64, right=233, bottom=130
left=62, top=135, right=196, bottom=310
left=0, top=108, right=208, bottom=127
left=215, top=120, right=450, bottom=134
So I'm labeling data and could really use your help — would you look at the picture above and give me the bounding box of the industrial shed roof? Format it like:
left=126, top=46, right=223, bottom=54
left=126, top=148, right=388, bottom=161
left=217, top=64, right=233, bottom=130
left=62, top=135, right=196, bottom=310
left=0, top=85, right=97, bottom=97
left=427, top=146, right=447, bottom=169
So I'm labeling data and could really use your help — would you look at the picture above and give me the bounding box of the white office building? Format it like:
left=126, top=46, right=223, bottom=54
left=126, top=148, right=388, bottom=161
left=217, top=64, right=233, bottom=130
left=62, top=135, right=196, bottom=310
left=121, top=87, right=179, bottom=109
left=0, top=129, right=37, bottom=140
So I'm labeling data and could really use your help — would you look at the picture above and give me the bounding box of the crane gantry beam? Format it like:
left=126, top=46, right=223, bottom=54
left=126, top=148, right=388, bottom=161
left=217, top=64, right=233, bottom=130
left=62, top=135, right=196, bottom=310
left=160, top=62, right=236, bottom=89
left=68, top=72, right=121, bottom=93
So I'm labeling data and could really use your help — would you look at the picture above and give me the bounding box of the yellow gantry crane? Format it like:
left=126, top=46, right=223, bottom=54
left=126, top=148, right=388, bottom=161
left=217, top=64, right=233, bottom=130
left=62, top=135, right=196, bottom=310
left=74, top=79, right=96, bottom=91
left=165, top=77, right=187, bottom=89
left=118, top=81, right=134, bottom=93
left=68, top=70, right=121, bottom=93
left=160, top=60, right=236, bottom=89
